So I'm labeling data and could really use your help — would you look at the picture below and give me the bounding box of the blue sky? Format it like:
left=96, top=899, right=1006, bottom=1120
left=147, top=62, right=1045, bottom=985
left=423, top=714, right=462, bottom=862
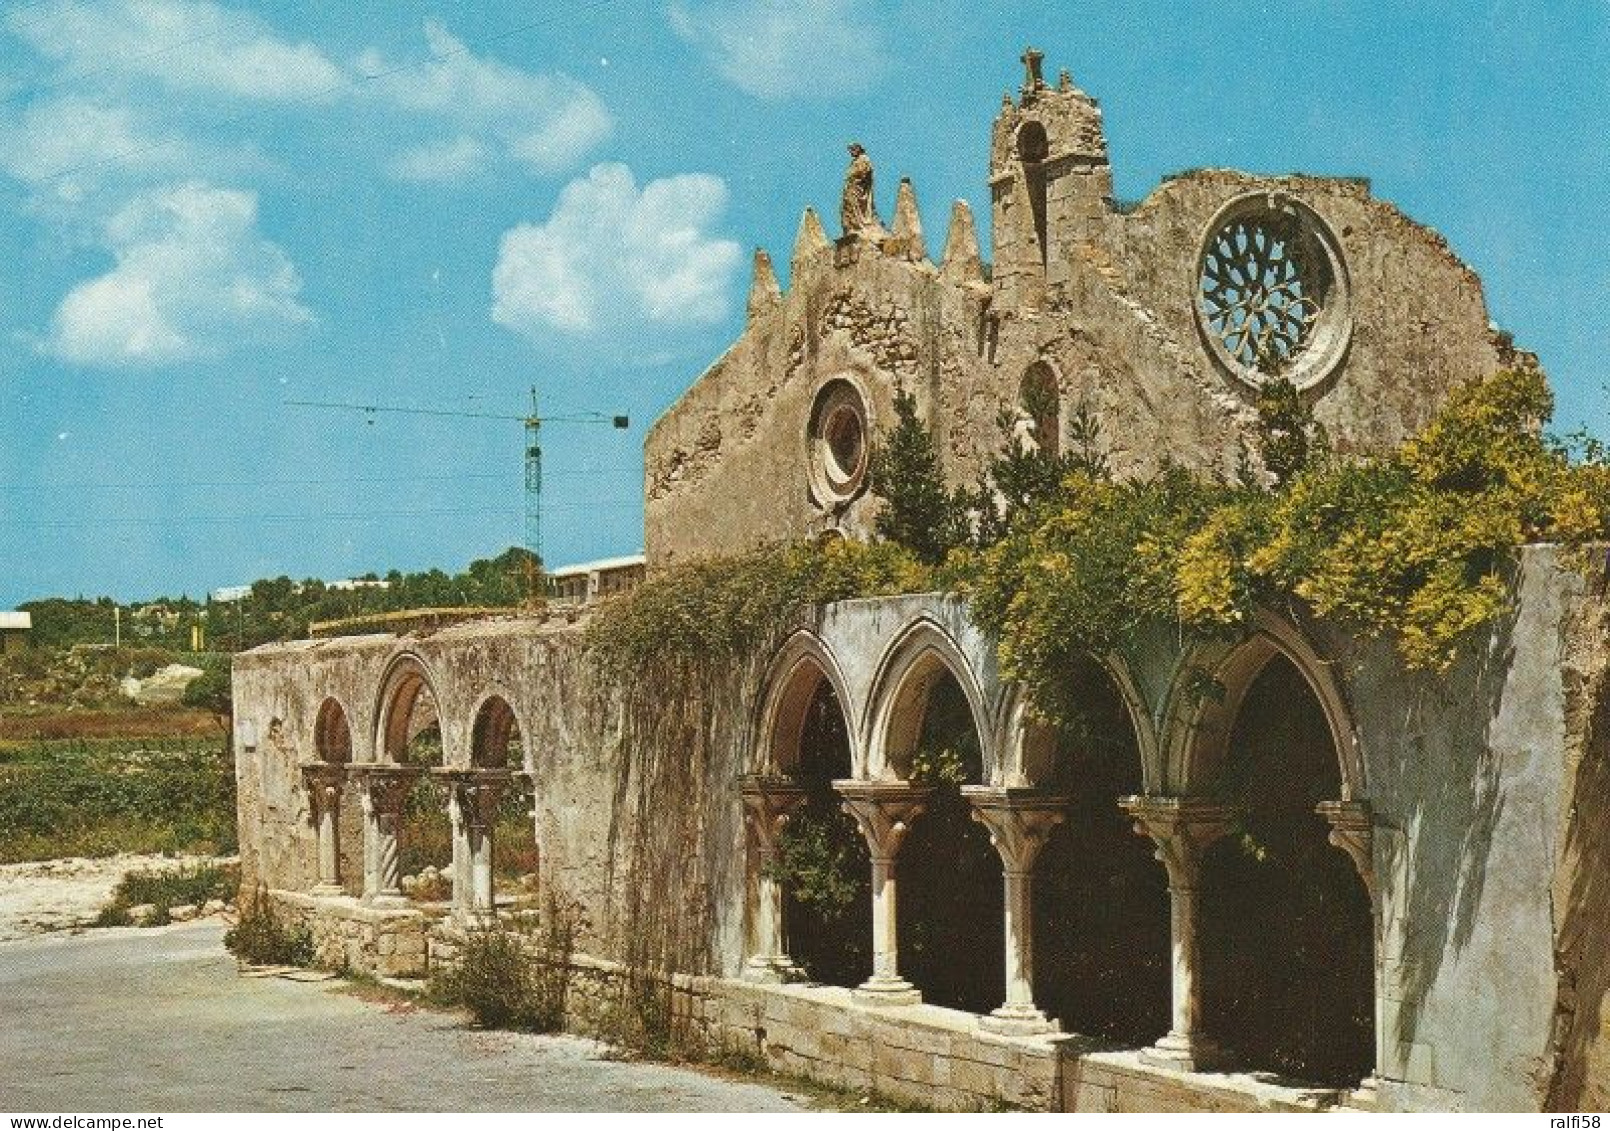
left=1, top=0, right=1606, bottom=606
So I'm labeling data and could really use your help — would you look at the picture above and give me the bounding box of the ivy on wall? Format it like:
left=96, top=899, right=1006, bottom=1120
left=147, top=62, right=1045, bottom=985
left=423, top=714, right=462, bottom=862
left=586, top=538, right=932, bottom=671
left=962, top=367, right=1610, bottom=727
left=590, top=365, right=1608, bottom=733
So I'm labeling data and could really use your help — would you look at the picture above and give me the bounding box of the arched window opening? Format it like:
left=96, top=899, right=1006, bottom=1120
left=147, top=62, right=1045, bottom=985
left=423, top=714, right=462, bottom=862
left=1017, top=120, right=1050, bottom=269
left=1034, top=657, right=1169, bottom=1043
left=471, top=696, right=539, bottom=900
left=314, top=699, right=352, bottom=764
left=381, top=677, right=450, bottom=903
left=313, top=699, right=362, bottom=896
left=1019, top=362, right=1061, bottom=459
left=898, top=664, right=1001, bottom=1014
left=1197, top=653, right=1374, bottom=1086
left=780, top=676, right=868, bottom=988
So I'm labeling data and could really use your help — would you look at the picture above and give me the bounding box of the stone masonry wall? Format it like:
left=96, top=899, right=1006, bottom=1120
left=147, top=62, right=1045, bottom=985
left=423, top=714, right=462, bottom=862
left=643, top=59, right=1521, bottom=565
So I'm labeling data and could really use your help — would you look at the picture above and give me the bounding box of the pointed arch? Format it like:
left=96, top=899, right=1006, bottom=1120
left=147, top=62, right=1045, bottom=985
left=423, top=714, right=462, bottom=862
left=312, top=696, right=354, bottom=764
left=753, top=630, right=856, bottom=776
left=1161, top=611, right=1363, bottom=798
left=469, top=691, right=527, bottom=770
left=997, top=651, right=1160, bottom=791
left=863, top=616, right=994, bottom=781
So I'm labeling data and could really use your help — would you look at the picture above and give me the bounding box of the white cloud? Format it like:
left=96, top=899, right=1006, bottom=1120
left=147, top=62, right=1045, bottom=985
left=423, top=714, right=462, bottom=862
left=46, top=182, right=313, bottom=366
left=668, top=0, right=886, bottom=100
left=8, top=0, right=345, bottom=102
left=491, top=163, right=742, bottom=338
left=390, top=136, right=489, bottom=183
left=0, top=96, right=196, bottom=201
left=362, top=20, right=612, bottom=180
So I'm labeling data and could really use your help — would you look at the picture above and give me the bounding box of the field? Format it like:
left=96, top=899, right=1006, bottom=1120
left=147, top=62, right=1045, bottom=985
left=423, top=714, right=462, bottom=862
left=0, top=714, right=235, bottom=865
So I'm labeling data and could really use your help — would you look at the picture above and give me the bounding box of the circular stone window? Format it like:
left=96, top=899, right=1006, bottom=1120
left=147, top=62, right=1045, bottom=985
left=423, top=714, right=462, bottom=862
left=808, top=380, right=870, bottom=506
left=1194, top=193, right=1351, bottom=392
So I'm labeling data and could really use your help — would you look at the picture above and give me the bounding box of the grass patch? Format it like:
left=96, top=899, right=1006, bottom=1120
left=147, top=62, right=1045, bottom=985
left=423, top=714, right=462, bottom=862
left=429, top=897, right=581, bottom=1033
left=223, top=885, right=314, bottom=966
left=94, top=861, right=237, bottom=926
left=0, top=740, right=235, bottom=863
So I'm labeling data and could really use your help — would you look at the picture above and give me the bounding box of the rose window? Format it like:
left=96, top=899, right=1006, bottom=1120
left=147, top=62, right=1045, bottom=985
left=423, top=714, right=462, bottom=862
left=1194, top=194, right=1351, bottom=392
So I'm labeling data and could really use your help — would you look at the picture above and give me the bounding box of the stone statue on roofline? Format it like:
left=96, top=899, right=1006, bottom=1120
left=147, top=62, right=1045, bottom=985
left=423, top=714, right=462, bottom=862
left=841, top=142, right=881, bottom=238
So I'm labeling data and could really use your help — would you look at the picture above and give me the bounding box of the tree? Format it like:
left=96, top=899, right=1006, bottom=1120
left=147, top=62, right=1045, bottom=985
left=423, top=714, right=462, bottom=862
left=869, top=388, right=969, bottom=564
left=182, top=662, right=234, bottom=748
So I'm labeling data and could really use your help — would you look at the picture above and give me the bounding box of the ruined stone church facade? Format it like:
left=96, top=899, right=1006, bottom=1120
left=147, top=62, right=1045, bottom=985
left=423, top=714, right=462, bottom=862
left=233, top=52, right=1608, bottom=1113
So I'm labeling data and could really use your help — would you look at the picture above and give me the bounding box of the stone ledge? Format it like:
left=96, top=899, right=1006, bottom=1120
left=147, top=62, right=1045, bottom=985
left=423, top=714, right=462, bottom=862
left=1067, top=1049, right=1348, bottom=1113
left=272, top=889, right=428, bottom=926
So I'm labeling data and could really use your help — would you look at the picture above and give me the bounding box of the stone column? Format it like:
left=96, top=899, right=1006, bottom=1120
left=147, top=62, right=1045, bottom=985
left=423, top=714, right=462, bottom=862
left=300, top=760, right=346, bottom=896
left=435, top=769, right=512, bottom=920
left=963, top=787, right=1068, bottom=1034
left=353, top=765, right=421, bottom=908
left=465, top=771, right=510, bottom=917
left=834, top=779, right=933, bottom=1005
left=1318, top=798, right=1382, bottom=1105
left=1121, top=795, right=1238, bottom=1071
left=739, top=774, right=807, bottom=982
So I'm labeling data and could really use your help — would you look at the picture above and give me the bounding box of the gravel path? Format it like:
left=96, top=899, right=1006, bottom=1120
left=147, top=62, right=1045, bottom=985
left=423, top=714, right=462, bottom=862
left=0, top=854, right=228, bottom=941
left=0, top=923, right=808, bottom=1112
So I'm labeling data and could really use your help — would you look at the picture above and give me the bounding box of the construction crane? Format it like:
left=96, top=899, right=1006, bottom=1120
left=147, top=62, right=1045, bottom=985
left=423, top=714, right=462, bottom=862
left=287, top=389, right=629, bottom=598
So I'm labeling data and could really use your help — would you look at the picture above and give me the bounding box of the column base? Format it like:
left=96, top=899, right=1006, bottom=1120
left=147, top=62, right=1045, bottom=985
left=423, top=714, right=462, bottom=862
left=1139, top=1031, right=1228, bottom=1073
left=742, top=957, right=805, bottom=984
left=979, top=1004, right=1060, bottom=1036
left=851, top=975, right=922, bottom=1006
left=1346, top=1075, right=1383, bottom=1109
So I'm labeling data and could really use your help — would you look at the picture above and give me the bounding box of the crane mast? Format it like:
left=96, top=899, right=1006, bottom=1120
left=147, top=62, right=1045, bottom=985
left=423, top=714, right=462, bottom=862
left=287, top=391, right=628, bottom=603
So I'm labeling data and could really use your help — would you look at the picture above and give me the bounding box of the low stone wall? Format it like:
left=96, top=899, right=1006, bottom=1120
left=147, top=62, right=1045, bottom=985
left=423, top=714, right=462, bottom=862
left=272, top=890, right=432, bottom=979
left=418, top=916, right=1344, bottom=1113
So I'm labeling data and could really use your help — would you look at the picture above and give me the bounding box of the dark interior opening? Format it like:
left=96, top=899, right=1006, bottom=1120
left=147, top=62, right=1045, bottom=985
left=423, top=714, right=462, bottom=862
left=1033, top=656, right=1170, bottom=1043
left=900, top=669, right=1003, bottom=1014
left=1198, top=654, right=1374, bottom=1086
left=783, top=679, right=870, bottom=987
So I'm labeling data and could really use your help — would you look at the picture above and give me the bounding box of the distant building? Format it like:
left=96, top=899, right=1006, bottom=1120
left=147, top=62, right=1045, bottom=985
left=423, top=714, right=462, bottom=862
left=0, top=611, right=31, bottom=655
left=547, top=554, right=645, bottom=605
left=211, top=585, right=252, bottom=603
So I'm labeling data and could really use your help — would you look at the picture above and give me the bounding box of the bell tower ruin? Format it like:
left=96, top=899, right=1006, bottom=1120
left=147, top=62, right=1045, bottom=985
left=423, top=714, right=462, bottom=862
left=989, top=47, right=1114, bottom=308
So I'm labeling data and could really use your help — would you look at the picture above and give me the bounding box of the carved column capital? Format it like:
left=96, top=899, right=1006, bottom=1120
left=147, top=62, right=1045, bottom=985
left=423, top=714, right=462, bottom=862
left=435, top=768, right=512, bottom=829
left=1120, top=795, right=1238, bottom=890
left=350, top=763, right=421, bottom=816
left=1316, top=798, right=1375, bottom=898
left=961, top=786, right=1068, bottom=874
left=833, top=779, right=932, bottom=863
left=739, top=774, right=807, bottom=853
left=300, top=760, right=346, bottom=807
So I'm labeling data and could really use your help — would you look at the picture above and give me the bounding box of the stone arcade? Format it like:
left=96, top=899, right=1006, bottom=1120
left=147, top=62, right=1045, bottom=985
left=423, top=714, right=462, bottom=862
left=233, top=51, right=1609, bottom=1113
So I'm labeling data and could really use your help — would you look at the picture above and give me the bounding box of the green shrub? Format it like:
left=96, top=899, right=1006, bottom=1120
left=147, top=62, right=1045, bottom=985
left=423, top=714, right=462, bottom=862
left=223, top=885, right=314, bottom=966
left=430, top=896, right=581, bottom=1032
left=93, top=862, right=237, bottom=927
left=767, top=813, right=864, bottom=923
